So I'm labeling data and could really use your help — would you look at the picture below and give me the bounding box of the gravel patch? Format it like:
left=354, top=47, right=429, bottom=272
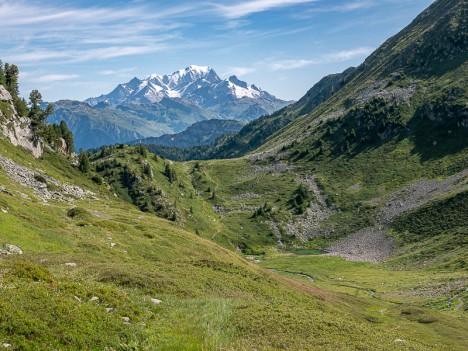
left=325, top=228, right=395, bottom=263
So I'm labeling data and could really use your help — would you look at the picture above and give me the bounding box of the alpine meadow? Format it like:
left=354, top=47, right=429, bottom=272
left=0, top=0, right=466, bottom=350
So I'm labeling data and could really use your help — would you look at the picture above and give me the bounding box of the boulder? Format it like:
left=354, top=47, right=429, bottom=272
left=4, top=244, right=23, bottom=255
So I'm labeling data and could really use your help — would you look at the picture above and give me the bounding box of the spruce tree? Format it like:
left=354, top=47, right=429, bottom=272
left=78, top=150, right=90, bottom=173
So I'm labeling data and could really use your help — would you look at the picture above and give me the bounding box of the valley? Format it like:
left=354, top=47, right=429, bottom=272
left=0, top=0, right=467, bottom=350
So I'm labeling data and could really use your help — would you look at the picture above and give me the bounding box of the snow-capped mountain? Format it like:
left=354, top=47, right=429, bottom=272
left=49, top=65, right=290, bottom=150
left=85, top=65, right=287, bottom=115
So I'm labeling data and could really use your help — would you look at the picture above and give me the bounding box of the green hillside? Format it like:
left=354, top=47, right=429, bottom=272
left=1, top=138, right=467, bottom=350
left=0, top=0, right=467, bottom=350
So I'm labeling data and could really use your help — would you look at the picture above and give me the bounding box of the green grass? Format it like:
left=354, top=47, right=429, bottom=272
left=259, top=250, right=467, bottom=349
left=2, top=138, right=467, bottom=350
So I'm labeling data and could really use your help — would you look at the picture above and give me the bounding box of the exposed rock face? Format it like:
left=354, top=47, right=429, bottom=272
left=0, top=85, right=43, bottom=158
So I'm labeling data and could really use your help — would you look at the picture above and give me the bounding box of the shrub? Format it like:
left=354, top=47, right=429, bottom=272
left=33, top=174, right=47, bottom=184
left=67, top=207, right=91, bottom=220
left=91, top=175, right=103, bottom=185
left=7, top=261, right=53, bottom=282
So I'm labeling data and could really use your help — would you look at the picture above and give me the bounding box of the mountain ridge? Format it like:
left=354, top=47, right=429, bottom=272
left=49, top=65, right=290, bottom=150
left=84, top=65, right=288, bottom=114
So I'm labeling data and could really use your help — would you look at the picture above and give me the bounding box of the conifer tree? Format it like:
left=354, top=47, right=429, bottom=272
left=78, top=150, right=90, bottom=173
left=4, top=63, right=19, bottom=98
left=28, top=90, right=53, bottom=135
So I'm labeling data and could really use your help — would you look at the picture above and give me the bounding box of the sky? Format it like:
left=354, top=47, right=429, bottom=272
left=0, top=0, right=434, bottom=102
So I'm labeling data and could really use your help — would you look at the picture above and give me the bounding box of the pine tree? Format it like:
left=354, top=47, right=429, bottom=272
left=64, top=131, right=74, bottom=154
left=164, top=163, right=176, bottom=183
left=15, top=98, right=28, bottom=117
left=4, top=63, right=19, bottom=98
left=28, top=90, right=53, bottom=135
left=78, top=150, right=90, bottom=173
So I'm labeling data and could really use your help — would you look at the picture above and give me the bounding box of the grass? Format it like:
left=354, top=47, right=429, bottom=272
left=2, top=137, right=467, bottom=350
left=259, top=250, right=467, bottom=349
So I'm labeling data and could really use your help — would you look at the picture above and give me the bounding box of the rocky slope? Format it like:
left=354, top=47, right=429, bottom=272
left=0, top=85, right=43, bottom=158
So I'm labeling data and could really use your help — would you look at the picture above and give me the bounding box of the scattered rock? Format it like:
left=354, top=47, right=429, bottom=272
left=212, top=205, right=226, bottom=215
left=286, top=175, right=334, bottom=239
left=4, top=244, right=23, bottom=255
left=110, top=243, right=116, bottom=248
left=105, top=307, right=115, bottom=313
left=122, top=317, right=131, bottom=324
left=356, top=81, right=417, bottom=105
left=1, top=208, right=8, bottom=214
left=325, top=228, right=395, bottom=263
left=2, top=343, right=12, bottom=348
left=379, top=169, right=468, bottom=224
left=64, top=262, right=77, bottom=267
left=150, top=298, right=162, bottom=304
left=232, top=192, right=260, bottom=201
left=89, top=296, right=99, bottom=302
left=0, top=155, right=95, bottom=203
left=394, top=339, right=406, bottom=343
left=0, top=185, right=13, bottom=196
left=253, top=163, right=298, bottom=175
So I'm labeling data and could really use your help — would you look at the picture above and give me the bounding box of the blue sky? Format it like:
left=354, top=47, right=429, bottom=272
left=0, top=0, right=434, bottom=102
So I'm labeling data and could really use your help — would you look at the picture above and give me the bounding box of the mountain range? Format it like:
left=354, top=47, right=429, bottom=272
left=49, top=66, right=289, bottom=150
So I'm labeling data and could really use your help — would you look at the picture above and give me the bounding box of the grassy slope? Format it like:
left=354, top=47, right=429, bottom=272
left=2, top=137, right=467, bottom=350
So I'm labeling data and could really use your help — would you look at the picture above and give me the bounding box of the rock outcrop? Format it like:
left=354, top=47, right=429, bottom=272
left=0, top=85, right=43, bottom=158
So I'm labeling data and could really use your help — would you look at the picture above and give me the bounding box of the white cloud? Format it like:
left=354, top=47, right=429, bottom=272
left=29, top=74, right=79, bottom=83
left=225, top=66, right=256, bottom=76
left=99, top=68, right=137, bottom=76
left=0, top=1, right=196, bottom=66
left=214, top=0, right=317, bottom=19
left=270, top=59, right=317, bottom=71
left=293, top=0, right=374, bottom=19
left=269, top=47, right=373, bottom=70
left=323, top=47, right=374, bottom=61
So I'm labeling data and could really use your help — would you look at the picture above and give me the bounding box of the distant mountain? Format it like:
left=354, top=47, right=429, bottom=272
left=48, top=65, right=289, bottom=150
left=128, top=119, right=244, bottom=148
left=85, top=65, right=288, bottom=121
left=48, top=99, right=218, bottom=150
left=148, top=66, right=356, bottom=161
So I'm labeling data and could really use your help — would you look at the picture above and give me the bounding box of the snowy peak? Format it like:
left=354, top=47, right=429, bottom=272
left=228, top=75, right=248, bottom=89
left=87, top=65, right=223, bottom=106
left=85, top=65, right=288, bottom=117
left=222, top=75, right=262, bottom=99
